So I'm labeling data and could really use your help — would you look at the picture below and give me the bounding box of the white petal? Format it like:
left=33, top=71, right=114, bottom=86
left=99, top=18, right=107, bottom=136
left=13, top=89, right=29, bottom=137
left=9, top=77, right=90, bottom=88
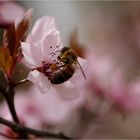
left=30, top=42, right=44, bottom=66
left=27, top=16, right=56, bottom=43
left=27, top=70, right=51, bottom=94
left=53, top=81, right=80, bottom=100
left=42, top=30, right=62, bottom=60
left=20, top=42, right=36, bottom=67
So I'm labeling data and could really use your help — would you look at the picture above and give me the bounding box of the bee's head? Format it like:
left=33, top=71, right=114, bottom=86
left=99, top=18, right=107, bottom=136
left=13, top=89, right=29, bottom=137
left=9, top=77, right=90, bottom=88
left=61, top=47, right=70, bottom=54
left=57, top=47, right=70, bottom=60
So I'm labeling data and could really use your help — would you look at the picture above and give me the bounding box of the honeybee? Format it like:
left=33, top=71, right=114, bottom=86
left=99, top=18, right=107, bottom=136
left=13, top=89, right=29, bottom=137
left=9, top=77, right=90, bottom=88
left=50, top=47, right=86, bottom=84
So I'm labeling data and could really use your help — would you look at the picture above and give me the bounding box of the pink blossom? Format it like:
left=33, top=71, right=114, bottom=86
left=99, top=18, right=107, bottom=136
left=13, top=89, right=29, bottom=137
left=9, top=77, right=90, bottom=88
left=21, top=16, right=84, bottom=99
left=85, top=47, right=140, bottom=113
left=0, top=1, right=25, bottom=27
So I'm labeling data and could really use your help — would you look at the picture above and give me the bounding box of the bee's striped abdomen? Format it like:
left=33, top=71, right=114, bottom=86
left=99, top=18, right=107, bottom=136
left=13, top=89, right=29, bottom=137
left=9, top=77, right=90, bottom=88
left=50, top=65, right=75, bottom=84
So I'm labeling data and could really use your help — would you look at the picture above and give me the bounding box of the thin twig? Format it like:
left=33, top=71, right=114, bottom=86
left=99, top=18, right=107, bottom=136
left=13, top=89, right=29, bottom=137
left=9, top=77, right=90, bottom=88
left=0, top=84, right=28, bottom=138
left=0, top=84, right=7, bottom=96
left=13, top=79, right=29, bottom=87
left=5, top=95, right=20, bottom=123
left=0, top=84, right=19, bottom=122
left=0, top=117, right=71, bottom=139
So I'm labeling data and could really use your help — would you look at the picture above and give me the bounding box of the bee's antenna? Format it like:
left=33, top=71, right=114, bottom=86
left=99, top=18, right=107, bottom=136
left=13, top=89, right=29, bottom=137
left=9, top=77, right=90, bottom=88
left=77, top=60, right=86, bottom=80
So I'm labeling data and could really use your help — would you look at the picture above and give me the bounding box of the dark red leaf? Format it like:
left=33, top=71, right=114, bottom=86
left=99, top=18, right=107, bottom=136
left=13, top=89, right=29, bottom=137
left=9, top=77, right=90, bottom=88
left=14, top=9, right=32, bottom=58
left=3, top=24, right=16, bottom=55
left=0, top=47, right=13, bottom=76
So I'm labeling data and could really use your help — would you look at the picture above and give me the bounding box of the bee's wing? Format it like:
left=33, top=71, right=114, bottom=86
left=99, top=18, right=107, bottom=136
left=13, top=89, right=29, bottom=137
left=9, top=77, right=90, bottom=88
left=75, top=60, right=86, bottom=79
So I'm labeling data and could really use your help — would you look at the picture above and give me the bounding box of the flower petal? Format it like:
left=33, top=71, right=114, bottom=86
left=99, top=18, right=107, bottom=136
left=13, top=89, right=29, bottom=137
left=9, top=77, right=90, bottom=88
left=27, top=16, right=56, bottom=43
left=30, top=43, right=44, bottom=66
left=20, top=42, right=36, bottom=67
left=27, top=70, right=51, bottom=94
left=53, top=81, right=80, bottom=100
left=42, top=30, right=62, bottom=60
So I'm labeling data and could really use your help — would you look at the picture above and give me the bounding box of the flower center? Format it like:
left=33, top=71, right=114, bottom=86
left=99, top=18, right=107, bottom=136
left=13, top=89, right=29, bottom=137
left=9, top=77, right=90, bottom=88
left=42, top=60, right=59, bottom=78
left=32, top=46, right=63, bottom=80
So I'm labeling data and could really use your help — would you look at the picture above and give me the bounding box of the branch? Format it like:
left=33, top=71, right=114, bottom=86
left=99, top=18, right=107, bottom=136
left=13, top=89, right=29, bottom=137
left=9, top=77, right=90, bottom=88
left=0, top=84, right=20, bottom=123
left=0, top=84, right=28, bottom=138
left=0, top=117, right=71, bottom=139
left=0, top=84, right=7, bottom=96
left=0, top=82, right=22, bottom=124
